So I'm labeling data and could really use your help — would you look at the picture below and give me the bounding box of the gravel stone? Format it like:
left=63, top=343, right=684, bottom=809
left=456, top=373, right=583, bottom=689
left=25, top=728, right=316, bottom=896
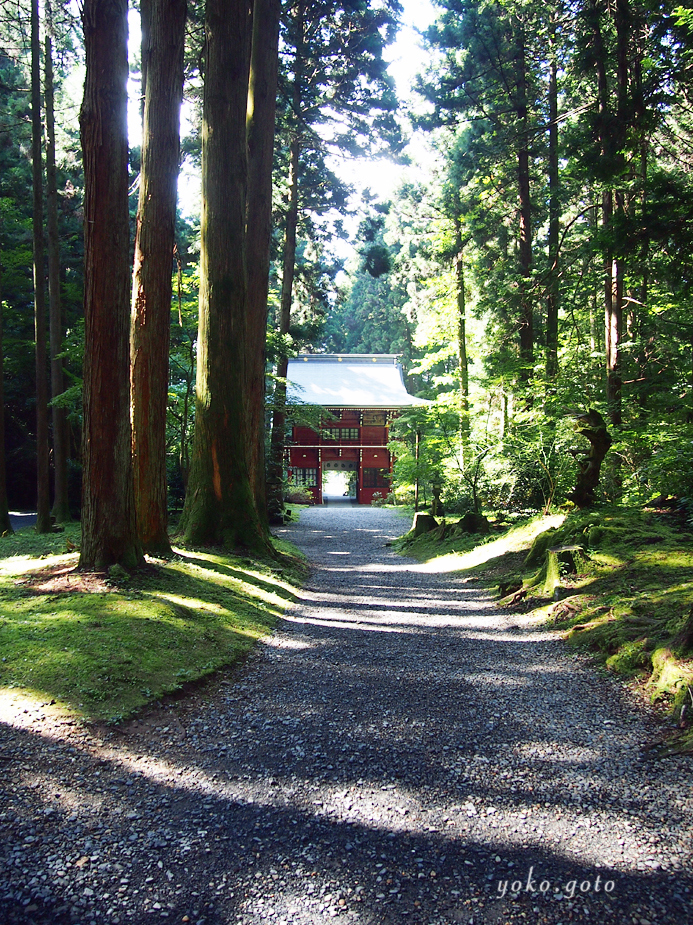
left=1, top=505, right=691, bottom=925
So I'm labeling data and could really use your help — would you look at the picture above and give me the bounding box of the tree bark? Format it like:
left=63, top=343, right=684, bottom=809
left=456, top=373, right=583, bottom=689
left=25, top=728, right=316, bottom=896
left=267, top=3, right=304, bottom=520
left=267, top=133, right=300, bottom=519
left=245, top=0, right=280, bottom=522
left=452, top=209, right=469, bottom=459
left=516, top=24, right=533, bottom=383
left=31, top=0, right=51, bottom=534
left=546, top=32, right=559, bottom=385
left=568, top=409, right=612, bottom=507
left=607, top=0, right=629, bottom=429
left=0, top=265, right=13, bottom=534
left=180, top=0, right=268, bottom=551
left=130, top=0, right=186, bottom=555
left=591, top=0, right=624, bottom=428
left=44, top=11, right=70, bottom=523
left=79, top=0, right=142, bottom=570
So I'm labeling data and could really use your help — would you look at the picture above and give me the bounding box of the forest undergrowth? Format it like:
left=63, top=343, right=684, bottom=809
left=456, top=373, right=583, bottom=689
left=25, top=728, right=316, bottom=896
left=396, top=504, right=693, bottom=753
left=0, top=526, right=306, bottom=723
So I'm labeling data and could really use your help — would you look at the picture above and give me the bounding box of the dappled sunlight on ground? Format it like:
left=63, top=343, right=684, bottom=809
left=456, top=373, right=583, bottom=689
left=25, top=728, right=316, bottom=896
left=1, top=507, right=691, bottom=923
left=415, top=514, right=566, bottom=573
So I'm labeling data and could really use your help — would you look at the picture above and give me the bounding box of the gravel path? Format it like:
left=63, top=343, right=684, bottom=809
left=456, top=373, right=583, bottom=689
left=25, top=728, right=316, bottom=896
left=1, top=505, right=692, bottom=925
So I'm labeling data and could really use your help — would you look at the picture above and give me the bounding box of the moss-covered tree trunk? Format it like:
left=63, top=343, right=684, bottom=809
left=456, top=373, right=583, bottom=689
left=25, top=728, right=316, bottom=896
left=180, top=0, right=267, bottom=551
left=79, top=0, right=142, bottom=570
left=130, top=0, right=186, bottom=555
left=245, top=0, right=280, bottom=522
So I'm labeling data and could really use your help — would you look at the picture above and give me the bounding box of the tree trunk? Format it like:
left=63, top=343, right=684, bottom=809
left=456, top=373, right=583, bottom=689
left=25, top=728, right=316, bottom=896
left=44, top=11, right=70, bottom=523
left=245, top=0, right=280, bottom=522
left=79, top=0, right=143, bottom=570
left=568, top=409, right=612, bottom=507
left=31, top=0, right=51, bottom=534
left=607, top=0, right=630, bottom=429
left=588, top=0, right=620, bottom=425
left=0, top=265, right=13, bottom=534
left=452, top=210, right=469, bottom=460
left=180, top=0, right=268, bottom=551
left=267, top=133, right=300, bottom=519
left=633, top=21, right=649, bottom=411
left=516, top=24, right=533, bottom=383
left=414, top=428, right=421, bottom=514
left=607, top=249, right=623, bottom=427
left=546, top=33, right=559, bottom=385
left=603, top=190, right=623, bottom=426
left=130, top=0, right=186, bottom=555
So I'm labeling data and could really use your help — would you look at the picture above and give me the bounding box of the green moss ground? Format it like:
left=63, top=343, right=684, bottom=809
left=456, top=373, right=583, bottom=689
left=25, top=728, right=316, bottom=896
left=0, top=525, right=305, bottom=723
left=397, top=505, right=693, bottom=752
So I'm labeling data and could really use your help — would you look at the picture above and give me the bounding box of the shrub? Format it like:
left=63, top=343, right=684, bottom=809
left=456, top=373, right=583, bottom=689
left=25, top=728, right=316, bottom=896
left=284, top=486, right=313, bottom=504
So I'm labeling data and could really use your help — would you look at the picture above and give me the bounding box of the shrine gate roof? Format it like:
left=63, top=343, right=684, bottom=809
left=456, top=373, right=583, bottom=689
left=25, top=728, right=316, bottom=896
left=286, top=354, right=427, bottom=408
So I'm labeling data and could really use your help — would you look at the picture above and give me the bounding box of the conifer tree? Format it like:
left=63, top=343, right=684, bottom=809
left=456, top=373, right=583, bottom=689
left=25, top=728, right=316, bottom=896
left=30, top=0, right=51, bottom=533
left=79, top=0, right=142, bottom=569
left=180, top=0, right=269, bottom=550
left=130, top=0, right=186, bottom=555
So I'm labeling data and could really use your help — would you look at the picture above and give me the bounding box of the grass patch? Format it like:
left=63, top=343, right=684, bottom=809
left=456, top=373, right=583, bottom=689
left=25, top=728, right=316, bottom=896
left=396, top=504, right=693, bottom=751
left=0, top=525, right=305, bottom=723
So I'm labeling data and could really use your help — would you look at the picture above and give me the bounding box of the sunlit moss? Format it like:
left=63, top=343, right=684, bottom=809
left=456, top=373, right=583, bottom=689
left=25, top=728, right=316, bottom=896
left=0, top=528, right=304, bottom=722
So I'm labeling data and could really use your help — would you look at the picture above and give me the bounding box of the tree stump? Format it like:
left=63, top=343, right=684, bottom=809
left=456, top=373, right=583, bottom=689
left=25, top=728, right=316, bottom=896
left=411, top=512, right=438, bottom=536
left=544, top=544, right=590, bottom=597
left=457, top=511, right=490, bottom=534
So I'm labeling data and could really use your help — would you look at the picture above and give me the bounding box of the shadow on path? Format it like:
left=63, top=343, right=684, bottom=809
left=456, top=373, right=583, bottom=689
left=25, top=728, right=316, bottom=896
left=0, top=507, right=691, bottom=925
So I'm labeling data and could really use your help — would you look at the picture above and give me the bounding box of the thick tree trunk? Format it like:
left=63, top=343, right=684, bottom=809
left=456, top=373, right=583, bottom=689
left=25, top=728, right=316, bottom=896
left=245, top=0, right=280, bottom=522
left=267, top=134, right=300, bottom=519
left=516, top=26, right=533, bottom=383
left=79, top=0, right=142, bottom=570
left=31, top=0, right=51, bottom=534
left=44, top=17, right=70, bottom=523
left=130, top=0, right=186, bottom=555
left=0, top=267, right=13, bottom=534
left=180, top=0, right=268, bottom=551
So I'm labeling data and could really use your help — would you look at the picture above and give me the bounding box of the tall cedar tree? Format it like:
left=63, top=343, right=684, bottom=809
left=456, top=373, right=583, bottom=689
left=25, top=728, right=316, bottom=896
left=31, top=0, right=51, bottom=533
left=0, top=265, right=12, bottom=534
left=245, top=0, right=281, bottom=520
left=79, top=0, right=143, bottom=570
left=421, top=0, right=541, bottom=385
left=44, top=2, right=70, bottom=522
left=267, top=0, right=401, bottom=515
left=130, top=0, right=186, bottom=554
left=180, top=0, right=268, bottom=550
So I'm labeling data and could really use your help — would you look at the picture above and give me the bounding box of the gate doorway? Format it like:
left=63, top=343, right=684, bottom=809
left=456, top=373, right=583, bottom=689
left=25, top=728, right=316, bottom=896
left=322, top=470, right=356, bottom=502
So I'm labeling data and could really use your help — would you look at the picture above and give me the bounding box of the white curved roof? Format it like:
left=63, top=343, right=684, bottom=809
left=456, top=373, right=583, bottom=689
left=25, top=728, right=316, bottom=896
left=286, top=354, right=426, bottom=408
